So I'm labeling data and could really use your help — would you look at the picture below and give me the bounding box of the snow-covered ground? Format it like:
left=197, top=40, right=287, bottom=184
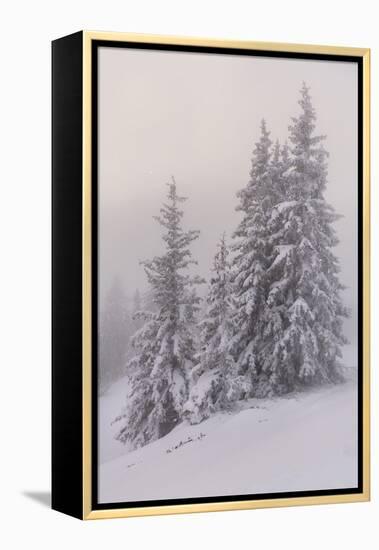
left=98, top=368, right=358, bottom=504
left=99, top=378, right=129, bottom=464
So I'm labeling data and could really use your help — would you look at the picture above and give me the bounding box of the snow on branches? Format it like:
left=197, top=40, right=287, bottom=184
left=115, top=177, right=204, bottom=449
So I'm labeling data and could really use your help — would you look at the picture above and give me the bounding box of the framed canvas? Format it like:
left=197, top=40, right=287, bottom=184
left=52, top=31, right=370, bottom=520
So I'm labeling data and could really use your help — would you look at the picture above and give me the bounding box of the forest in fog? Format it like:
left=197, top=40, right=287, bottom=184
left=99, top=84, right=350, bottom=451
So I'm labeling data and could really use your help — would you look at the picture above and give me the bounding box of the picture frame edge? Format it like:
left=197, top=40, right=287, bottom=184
left=52, top=30, right=371, bottom=520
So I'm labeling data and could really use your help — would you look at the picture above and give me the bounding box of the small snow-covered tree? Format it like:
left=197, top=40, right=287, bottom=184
left=262, top=83, right=348, bottom=393
left=130, top=289, right=144, bottom=340
left=142, top=287, right=157, bottom=313
left=185, top=235, right=248, bottom=423
left=125, top=289, right=146, bottom=367
left=230, top=119, right=276, bottom=395
left=99, top=278, right=131, bottom=393
left=132, top=289, right=142, bottom=322
left=116, top=177, right=204, bottom=449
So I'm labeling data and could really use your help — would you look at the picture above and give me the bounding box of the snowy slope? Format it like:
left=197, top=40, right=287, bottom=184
left=99, top=376, right=132, bottom=463
left=98, top=370, right=358, bottom=503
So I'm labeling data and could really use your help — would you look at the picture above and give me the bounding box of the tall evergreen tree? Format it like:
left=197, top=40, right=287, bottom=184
left=253, top=139, right=292, bottom=395
left=116, top=177, right=204, bottom=449
left=230, top=119, right=276, bottom=395
left=262, top=83, right=348, bottom=393
left=99, top=277, right=131, bottom=393
left=185, top=235, right=248, bottom=423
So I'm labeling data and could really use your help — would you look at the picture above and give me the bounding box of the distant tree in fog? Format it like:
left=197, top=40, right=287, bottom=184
left=99, top=277, right=131, bottom=393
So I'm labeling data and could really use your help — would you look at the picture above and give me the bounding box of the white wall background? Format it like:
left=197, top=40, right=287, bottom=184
left=0, top=1, right=376, bottom=548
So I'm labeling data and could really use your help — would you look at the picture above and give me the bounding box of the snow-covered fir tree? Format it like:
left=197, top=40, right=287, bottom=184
left=99, top=277, right=131, bottom=393
left=262, top=83, right=348, bottom=393
left=249, top=138, right=293, bottom=395
left=230, top=119, right=278, bottom=396
left=185, top=234, right=249, bottom=423
left=115, top=177, right=204, bottom=449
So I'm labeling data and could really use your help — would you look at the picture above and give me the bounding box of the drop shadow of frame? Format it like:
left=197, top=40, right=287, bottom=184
left=22, top=491, right=51, bottom=508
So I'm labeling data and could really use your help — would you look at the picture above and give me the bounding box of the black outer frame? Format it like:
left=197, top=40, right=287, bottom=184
left=52, top=32, right=364, bottom=519
left=52, top=31, right=84, bottom=519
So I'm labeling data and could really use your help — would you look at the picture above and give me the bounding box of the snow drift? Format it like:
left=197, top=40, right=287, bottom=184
left=98, top=370, right=358, bottom=503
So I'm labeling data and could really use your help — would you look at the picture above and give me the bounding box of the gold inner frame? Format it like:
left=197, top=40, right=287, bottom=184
left=82, top=31, right=370, bottom=520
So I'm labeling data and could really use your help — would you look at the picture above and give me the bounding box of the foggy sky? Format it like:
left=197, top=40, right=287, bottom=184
left=98, top=46, right=358, bottom=360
